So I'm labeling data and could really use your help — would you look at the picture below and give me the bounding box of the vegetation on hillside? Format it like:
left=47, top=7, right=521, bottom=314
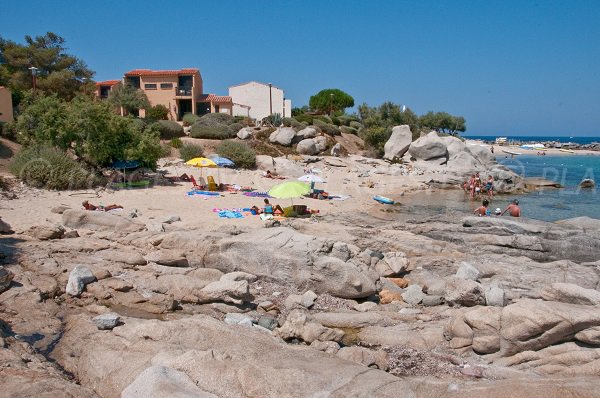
left=217, top=140, right=256, bottom=169
left=309, top=89, right=354, bottom=114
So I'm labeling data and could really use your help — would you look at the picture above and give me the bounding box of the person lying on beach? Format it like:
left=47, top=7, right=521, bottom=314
left=501, top=199, right=521, bottom=217
left=82, top=201, right=123, bottom=212
left=251, top=199, right=284, bottom=215
left=474, top=199, right=490, bottom=217
left=264, top=170, right=286, bottom=179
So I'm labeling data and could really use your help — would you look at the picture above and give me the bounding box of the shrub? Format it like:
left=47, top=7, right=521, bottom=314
left=294, top=114, right=313, bottom=124
left=340, top=126, right=358, bottom=135
left=151, top=120, right=184, bottom=139
left=314, top=114, right=332, bottom=124
left=200, top=113, right=234, bottom=125
left=160, top=143, right=172, bottom=157
left=232, top=116, right=252, bottom=126
left=228, top=122, right=244, bottom=133
left=190, top=124, right=236, bottom=139
left=179, top=143, right=204, bottom=161
left=182, top=113, right=200, bottom=127
left=170, top=138, right=183, bottom=148
left=145, top=104, right=169, bottom=121
left=349, top=121, right=363, bottom=130
left=217, top=140, right=256, bottom=169
left=313, top=119, right=340, bottom=136
left=360, top=127, right=391, bottom=158
left=10, top=145, right=99, bottom=190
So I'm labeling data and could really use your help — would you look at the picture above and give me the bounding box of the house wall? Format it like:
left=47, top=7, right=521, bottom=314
left=0, top=87, right=13, bottom=122
left=283, top=99, right=292, bottom=118
left=229, top=82, right=286, bottom=121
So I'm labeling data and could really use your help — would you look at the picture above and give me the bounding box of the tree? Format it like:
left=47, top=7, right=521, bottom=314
left=419, top=111, right=466, bottom=135
left=0, top=32, right=94, bottom=103
left=107, top=83, right=150, bottom=116
left=145, top=104, right=169, bottom=121
left=309, top=89, right=354, bottom=114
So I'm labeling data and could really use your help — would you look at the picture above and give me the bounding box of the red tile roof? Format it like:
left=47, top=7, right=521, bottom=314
left=95, top=80, right=120, bottom=86
left=199, top=94, right=232, bottom=103
left=124, top=68, right=200, bottom=77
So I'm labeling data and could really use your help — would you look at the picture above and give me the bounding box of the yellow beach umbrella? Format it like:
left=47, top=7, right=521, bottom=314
left=185, top=157, right=217, bottom=179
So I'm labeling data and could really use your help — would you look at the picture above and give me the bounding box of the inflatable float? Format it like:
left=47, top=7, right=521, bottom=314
left=373, top=195, right=395, bottom=205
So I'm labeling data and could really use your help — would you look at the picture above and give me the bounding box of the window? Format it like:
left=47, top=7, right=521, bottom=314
left=144, top=83, right=157, bottom=90
left=160, top=83, right=173, bottom=89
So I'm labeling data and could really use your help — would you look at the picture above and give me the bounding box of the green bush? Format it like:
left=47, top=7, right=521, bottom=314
left=10, top=145, right=99, bottom=190
left=228, top=122, right=244, bottom=133
left=217, top=140, right=256, bottom=169
left=182, top=113, right=200, bottom=127
left=160, top=143, right=172, bottom=157
left=294, top=114, right=313, bottom=125
left=314, top=114, right=332, bottom=124
left=283, top=117, right=303, bottom=130
left=170, top=138, right=183, bottom=148
left=359, top=127, right=391, bottom=158
left=313, top=119, right=340, bottom=136
left=232, top=116, right=252, bottom=126
left=340, top=126, right=358, bottom=135
left=190, top=124, right=236, bottom=139
left=151, top=120, right=184, bottom=139
left=145, top=104, right=169, bottom=121
left=200, top=113, right=234, bottom=125
left=179, top=143, right=204, bottom=161
left=349, top=121, right=363, bottom=130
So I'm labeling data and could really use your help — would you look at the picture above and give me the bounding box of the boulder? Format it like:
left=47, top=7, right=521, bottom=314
left=62, top=210, right=145, bottom=233
left=401, top=284, right=425, bottom=305
left=422, top=295, right=444, bottom=306
left=456, top=262, right=481, bottom=281
left=0, top=217, right=12, bottom=234
left=220, top=271, right=257, bottom=283
left=336, top=346, right=388, bottom=370
left=66, top=265, right=96, bottom=297
left=446, top=151, right=481, bottom=172
left=408, top=131, right=448, bottom=161
left=296, top=126, right=318, bottom=140
left=375, top=252, right=411, bottom=277
left=383, top=125, right=412, bottom=160
left=26, top=224, right=65, bottom=240
left=310, top=340, right=340, bottom=354
left=255, top=155, right=275, bottom=171
left=379, top=289, right=403, bottom=304
left=541, top=282, right=600, bottom=305
left=224, top=313, right=254, bottom=326
left=442, top=135, right=467, bottom=157
left=196, top=279, right=251, bottom=305
left=466, top=143, right=496, bottom=166
left=574, top=326, right=600, bottom=345
left=330, top=142, right=342, bottom=157
left=0, top=266, right=14, bottom=293
left=236, top=127, right=254, bottom=140
left=269, top=127, right=296, bottom=146
left=353, top=301, right=378, bottom=312
left=257, top=314, right=278, bottom=330
left=296, top=139, right=319, bottom=155
left=445, top=276, right=485, bottom=307
left=386, top=278, right=409, bottom=289
left=92, top=313, right=121, bottom=330
left=275, top=309, right=344, bottom=343
left=314, top=136, right=328, bottom=153
left=485, top=285, right=507, bottom=307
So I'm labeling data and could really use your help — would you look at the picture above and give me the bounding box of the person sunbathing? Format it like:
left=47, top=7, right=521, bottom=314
left=264, top=170, right=285, bottom=179
left=251, top=199, right=284, bottom=215
left=82, top=200, right=123, bottom=212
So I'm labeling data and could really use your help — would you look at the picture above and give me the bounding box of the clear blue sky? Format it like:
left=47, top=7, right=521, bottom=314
left=1, top=0, right=599, bottom=136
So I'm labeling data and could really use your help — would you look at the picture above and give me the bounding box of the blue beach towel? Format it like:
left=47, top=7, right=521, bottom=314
left=218, top=211, right=244, bottom=219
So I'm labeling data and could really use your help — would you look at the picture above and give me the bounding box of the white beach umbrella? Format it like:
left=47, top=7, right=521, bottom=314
left=297, top=174, right=326, bottom=183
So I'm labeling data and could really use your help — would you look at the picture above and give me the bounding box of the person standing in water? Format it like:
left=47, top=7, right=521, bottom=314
left=474, top=199, right=490, bottom=216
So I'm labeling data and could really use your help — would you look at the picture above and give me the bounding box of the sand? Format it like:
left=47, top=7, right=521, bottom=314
left=465, top=140, right=600, bottom=156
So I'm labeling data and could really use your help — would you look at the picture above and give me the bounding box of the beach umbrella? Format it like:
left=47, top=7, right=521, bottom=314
left=110, top=160, right=141, bottom=184
left=185, top=157, right=217, bottom=180
left=268, top=181, right=310, bottom=206
left=297, top=174, right=326, bottom=192
left=209, top=155, right=235, bottom=167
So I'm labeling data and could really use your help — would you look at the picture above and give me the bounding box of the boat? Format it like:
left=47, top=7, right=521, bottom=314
left=559, top=148, right=575, bottom=153
left=373, top=195, right=394, bottom=205
left=495, top=137, right=507, bottom=145
left=502, top=149, right=520, bottom=156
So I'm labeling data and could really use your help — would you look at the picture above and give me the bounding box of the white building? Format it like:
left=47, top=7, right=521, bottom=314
left=229, top=81, right=292, bottom=121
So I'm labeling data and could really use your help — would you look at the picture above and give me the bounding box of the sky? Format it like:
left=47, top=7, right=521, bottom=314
left=1, top=0, right=599, bottom=136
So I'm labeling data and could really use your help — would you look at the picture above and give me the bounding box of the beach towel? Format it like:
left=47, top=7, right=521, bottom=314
left=187, top=191, right=220, bottom=197
left=243, top=191, right=271, bottom=198
left=218, top=210, right=244, bottom=219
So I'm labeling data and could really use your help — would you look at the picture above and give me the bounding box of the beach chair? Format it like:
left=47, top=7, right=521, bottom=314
left=207, top=176, right=218, bottom=192
left=190, top=175, right=203, bottom=190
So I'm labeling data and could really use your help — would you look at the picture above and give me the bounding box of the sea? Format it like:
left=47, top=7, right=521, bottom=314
left=463, top=135, right=600, bottom=145
left=400, top=152, right=600, bottom=223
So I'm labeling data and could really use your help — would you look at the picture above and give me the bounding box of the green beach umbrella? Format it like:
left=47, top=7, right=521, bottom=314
left=268, top=181, right=310, bottom=205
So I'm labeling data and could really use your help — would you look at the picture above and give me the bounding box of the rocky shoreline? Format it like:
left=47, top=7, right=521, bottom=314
left=2, top=198, right=600, bottom=396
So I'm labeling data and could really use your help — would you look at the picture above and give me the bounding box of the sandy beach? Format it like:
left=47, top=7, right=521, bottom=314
left=465, top=140, right=600, bottom=156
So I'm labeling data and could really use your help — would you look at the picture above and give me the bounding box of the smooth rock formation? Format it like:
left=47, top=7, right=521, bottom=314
left=337, top=346, right=388, bottom=370
left=26, top=224, right=65, bottom=240
left=456, top=261, right=481, bottom=281
left=408, top=131, right=448, bottom=161
left=122, top=365, right=217, bottom=398
left=92, top=313, right=121, bottom=330
left=237, top=127, right=254, bottom=140
left=296, top=138, right=319, bottom=155
left=62, top=210, right=145, bottom=233
left=296, top=126, right=318, bottom=140
left=444, top=276, right=485, bottom=307
left=269, top=127, right=296, bottom=146
left=401, top=284, right=425, bottom=305
left=0, top=266, right=14, bottom=293
left=541, top=282, right=600, bottom=305
left=383, top=125, right=412, bottom=160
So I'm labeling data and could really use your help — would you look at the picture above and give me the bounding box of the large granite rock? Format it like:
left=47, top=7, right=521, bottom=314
left=269, top=127, right=296, bottom=146
left=66, top=265, right=96, bottom=297
left=408, top=131, right=448, bottom=161
left=236, top=127, right=254, bottom=140
left=383, top=125, right=412, bottom=160
left=442, top=135, right=467, bottom=157
left=296, top=138, right=319, bottom=155
left=0, top=266, right=14, bottom=293
left=541, top=282, right=600, bottom=305
left=296, top=126, right=318, bottom=140
left=158, top=228, right=379, bottom=299
left=62, top=210, right=145, bottom=233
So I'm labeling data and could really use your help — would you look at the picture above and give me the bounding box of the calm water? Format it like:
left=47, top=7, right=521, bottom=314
left=400, top=155, right=600, bottom=222
left=464, top=135, right=600, bottom=145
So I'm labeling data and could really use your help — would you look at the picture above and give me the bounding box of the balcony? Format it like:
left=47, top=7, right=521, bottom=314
left=176, top=87, right=193, bottom=96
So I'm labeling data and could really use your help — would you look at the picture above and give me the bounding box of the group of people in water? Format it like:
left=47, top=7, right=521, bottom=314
left=463, top=172, right=494, bottom=199
left=474, top=198, right=521, bottom=217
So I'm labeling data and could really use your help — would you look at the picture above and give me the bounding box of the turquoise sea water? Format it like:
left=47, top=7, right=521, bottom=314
left=399, top=154, right=600, bottom=222
left=498, top=155, right=600, bottom=221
